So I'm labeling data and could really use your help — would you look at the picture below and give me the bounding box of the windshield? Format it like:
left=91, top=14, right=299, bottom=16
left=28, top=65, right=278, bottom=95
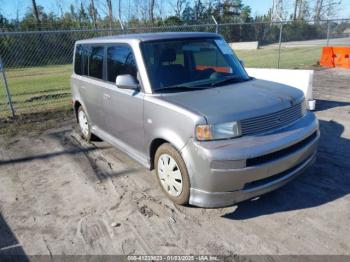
left=140, top=37, right=250, bottom=93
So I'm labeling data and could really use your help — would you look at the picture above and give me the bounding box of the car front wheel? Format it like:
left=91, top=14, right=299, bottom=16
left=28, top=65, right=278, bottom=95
left=155, top=143, right=190, bottom=205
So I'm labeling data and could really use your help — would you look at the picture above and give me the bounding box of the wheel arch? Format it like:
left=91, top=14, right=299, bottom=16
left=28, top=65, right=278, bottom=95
left=148, top=127, right=190, bottom=170
left=73, top=100, right=82, bottom=123
left=149, top=138, right=169, bottom=170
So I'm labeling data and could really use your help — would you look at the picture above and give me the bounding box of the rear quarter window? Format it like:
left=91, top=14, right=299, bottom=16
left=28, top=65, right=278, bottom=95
left=74, top=44, right=83, bottom=75
left=74, top=44, right=105, bottom=80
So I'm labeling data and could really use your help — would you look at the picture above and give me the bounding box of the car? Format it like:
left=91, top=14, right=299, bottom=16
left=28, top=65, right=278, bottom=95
left=71, top=32, right=319, bottom=208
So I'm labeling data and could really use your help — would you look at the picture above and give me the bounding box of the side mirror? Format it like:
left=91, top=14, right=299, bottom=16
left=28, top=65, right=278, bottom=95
left=239, top=60, right=245, bottom=67
left=116, top=74, right=139, bottom=90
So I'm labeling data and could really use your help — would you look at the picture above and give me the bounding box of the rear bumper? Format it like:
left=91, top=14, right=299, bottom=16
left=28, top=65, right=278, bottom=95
left=181, top=112, right=319, bottom=208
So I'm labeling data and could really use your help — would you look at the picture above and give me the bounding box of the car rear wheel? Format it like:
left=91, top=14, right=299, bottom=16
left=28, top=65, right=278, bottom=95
left=155, top=143, right=190, bottom=205
left=77, top=106, right=92, bottom=141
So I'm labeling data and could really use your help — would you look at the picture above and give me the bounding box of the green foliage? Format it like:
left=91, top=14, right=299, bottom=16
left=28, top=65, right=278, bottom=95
left=282, top=21, right=327, bottom=41
left=164, top=16, right=183, bottom=26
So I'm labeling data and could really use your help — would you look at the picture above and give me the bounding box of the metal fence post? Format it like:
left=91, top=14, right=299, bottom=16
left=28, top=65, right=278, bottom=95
left=277, top=22, right=283, bottom=69
left=326, top=20, right=331, bottom=46
left=119, top=18, right=126, bottom=34
left=0, top=57, right=15, bottom=117
left=211, top=15, right=219, bottom=34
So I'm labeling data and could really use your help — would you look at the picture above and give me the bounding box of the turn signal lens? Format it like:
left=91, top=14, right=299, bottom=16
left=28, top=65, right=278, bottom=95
left=196, top=121, right=241, bottom=141
left=196, top=125, right=212, bottom=141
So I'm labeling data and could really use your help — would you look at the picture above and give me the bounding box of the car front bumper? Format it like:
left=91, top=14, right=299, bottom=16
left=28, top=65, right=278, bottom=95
left=181, top=111, right=320, bottom=208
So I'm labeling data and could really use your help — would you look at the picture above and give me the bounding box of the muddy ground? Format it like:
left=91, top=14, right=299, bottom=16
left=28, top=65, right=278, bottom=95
left=0, top=68, right=350, bottom=256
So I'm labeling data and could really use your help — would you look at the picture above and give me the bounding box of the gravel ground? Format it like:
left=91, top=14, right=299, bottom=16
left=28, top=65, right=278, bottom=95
left=0, top=68, right=349, bottom=256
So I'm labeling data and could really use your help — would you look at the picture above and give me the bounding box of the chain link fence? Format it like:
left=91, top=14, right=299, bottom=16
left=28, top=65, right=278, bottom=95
left=0, top=19, right=349, bottom=119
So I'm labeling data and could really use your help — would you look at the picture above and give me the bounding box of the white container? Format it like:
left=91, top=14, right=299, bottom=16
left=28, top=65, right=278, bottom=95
left=308, top=99, right=316, bottom=111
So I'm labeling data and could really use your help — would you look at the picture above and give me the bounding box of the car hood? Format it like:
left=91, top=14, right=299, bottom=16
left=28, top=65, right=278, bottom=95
left=159, top=79, right=305, bottom=123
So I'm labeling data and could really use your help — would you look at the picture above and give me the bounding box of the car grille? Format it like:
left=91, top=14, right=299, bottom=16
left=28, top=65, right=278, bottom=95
left=240, top=101, right=306, bottom=135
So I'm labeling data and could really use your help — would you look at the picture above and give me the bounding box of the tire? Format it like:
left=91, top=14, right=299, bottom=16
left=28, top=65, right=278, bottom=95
left=77, top=106, right=92, bottom=141
left=155, top=143, right=190, bottom=205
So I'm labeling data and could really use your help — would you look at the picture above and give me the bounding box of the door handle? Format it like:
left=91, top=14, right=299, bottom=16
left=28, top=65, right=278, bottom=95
left=103, top=93, right=111, bottom=99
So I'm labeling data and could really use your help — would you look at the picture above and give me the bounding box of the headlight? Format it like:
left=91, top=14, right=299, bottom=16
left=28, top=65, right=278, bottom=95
left=196, top=121, right=241, bottom=141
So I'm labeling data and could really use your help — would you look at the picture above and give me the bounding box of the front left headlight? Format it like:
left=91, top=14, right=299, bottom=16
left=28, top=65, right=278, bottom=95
left=196, top=121, right=241, bottom=141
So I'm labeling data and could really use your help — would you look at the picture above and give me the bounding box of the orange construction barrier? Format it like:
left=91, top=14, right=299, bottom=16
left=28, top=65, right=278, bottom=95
left=333, top=47, right=350, bottom=69
left=320, top=47, right=335, bottom=67
left=320, top=46, right=350, bottom=69
left=196, top=65, right=231, bottom=73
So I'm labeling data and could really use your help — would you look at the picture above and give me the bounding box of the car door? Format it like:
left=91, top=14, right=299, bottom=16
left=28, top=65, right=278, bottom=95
left=77, top=44, right=105, bottom=130
left=102, top=44, right=145, bottom=158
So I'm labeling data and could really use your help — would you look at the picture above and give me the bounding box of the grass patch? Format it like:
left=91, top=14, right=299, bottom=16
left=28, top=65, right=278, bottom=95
left=235, top=46, right=321, bottom=69
left=1, top=64, right=72, bottom=116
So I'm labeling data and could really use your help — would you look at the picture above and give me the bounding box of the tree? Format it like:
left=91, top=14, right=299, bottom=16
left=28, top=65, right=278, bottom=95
left=293, top=0, right=300, bottom=20
left=240, top=5, right=252, bottom=22
left=164, top=15, right=182, bottom=25
left=106, top=0, right=113, bottom=29
left=191, top=0, right=210, bottom=20
left=182, top=2, right=195, bottom=21
left=314, top=0, right=341, bottom=23
left=194, top=0, right=199, bottom=20
left=119, top=0, right=122, bottom=20
left=31, top=0, right=41, bottom=29
left=89, top=0, right=97, bottom=29
left=78, top=2, right=89, bottom=28
left=297, top=0, right=311, bottom=20
left=193, top=0, right=207, bottom=20
left=149, top=0, right=155, bottom=22
left=271, top=0, right=286, bottom=21
left=174, top=0, right=187, bottom=18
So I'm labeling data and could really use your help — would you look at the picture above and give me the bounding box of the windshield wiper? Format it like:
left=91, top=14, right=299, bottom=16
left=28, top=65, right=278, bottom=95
left=210, top=76, right=251, bottom=87
left=155, top=85, right=209, bottom=93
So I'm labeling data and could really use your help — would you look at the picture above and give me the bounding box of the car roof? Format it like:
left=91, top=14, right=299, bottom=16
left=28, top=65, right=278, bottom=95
left=76, top=32, right=220, bottom=44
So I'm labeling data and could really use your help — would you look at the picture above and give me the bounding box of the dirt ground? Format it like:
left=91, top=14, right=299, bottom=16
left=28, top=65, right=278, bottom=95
left=0, top=68, right=350, bottom=256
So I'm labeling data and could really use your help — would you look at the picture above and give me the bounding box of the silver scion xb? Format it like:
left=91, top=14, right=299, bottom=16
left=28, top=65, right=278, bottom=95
left=71, top=32, right=319, bottom=208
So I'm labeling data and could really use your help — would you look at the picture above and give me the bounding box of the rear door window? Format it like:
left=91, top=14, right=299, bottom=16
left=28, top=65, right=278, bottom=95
left=107, top=45, right=137, bottom=82
left=89, top=46, right=104, bottom=79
